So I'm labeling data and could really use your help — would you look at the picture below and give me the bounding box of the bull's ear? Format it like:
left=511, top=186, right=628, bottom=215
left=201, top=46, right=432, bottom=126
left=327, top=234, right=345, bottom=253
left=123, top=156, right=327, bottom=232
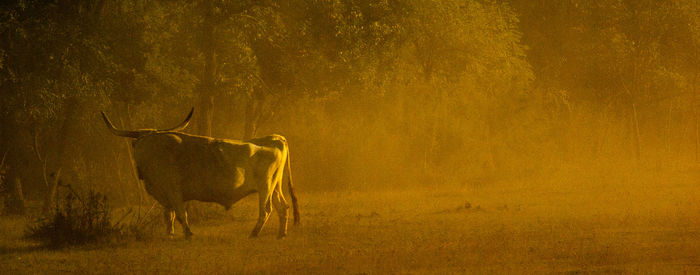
left=162, top=107, right=194, bottom=132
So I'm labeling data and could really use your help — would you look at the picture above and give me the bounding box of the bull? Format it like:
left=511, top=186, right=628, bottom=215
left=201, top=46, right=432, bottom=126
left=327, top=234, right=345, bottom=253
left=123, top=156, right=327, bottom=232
left=101, top=108, right=299, bottom=238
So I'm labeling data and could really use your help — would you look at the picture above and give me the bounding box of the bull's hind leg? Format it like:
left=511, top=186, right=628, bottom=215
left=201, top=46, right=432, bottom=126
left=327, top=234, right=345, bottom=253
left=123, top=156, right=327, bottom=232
left=173, top=202, right=193, bottom=238
left=249, top=190, right=273, bottom=238
left=164, top=208, right=175, bottom=238
left=271, top=188, right=290, bottom=239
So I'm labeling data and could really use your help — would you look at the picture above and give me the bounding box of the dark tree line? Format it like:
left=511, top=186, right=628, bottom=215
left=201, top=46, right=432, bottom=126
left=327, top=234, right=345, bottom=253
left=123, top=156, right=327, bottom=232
left=0, top=0, right=697, bottom=205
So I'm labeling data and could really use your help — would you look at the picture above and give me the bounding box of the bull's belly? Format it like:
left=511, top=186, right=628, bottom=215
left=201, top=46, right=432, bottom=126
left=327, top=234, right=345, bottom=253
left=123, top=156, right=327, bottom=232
left=183, top=190, right=257, bottom=209
left=139, top=163, right=256, bottom=209
left=181, top=178, right=257, bottom=209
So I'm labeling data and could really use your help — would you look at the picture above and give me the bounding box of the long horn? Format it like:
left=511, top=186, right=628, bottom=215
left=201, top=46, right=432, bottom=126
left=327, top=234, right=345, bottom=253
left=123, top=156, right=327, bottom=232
left=100, top=111, right=142, bottom=138
left=160, top=107, right=194, bottom=132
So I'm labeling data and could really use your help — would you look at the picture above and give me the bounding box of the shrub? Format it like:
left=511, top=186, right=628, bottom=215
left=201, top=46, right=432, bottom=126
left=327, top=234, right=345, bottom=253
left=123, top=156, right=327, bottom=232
left=26, top=189, right=120, bottom=248
left=119, top=205, right=161, bottom=242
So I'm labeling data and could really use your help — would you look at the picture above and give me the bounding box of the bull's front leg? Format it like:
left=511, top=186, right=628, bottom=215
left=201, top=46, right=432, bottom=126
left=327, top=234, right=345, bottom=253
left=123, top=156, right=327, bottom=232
left=173, top=202, right=193, bottom=238
left=249, top=191, right=273, bottom=238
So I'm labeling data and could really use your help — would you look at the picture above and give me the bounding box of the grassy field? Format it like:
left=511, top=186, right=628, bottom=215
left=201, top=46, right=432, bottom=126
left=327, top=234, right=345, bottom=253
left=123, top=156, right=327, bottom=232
left=2, top=166, right=700, bottom=274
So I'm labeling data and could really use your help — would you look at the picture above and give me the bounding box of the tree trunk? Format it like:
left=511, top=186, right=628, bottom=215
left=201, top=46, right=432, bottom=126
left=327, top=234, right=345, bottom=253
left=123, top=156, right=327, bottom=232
left=594, top=111, right=610, bottom=157
left=41, top=169, right=61, bottom=216
left=0, top=122, right=23, bottom=215
left=632, top=103, right=641, bottom=161
left=4, top=177, right=25, bottom=215
left=484, top=122, right=498, bottom=175
left=483, top=99, right=498, bottom=175
left=196, top=0, right=216, bottom=136
left=424, top=121, right=437, bottom=171
left=694, top=74, right=698, bottom=163
left=665, top=105, right=672, bottom=156
left=53, top=97, right=81, bottom=190
left=243, top=93, right=263, bottom=140
left=109, top=151, right=131, bottom=206
left=424, top=88, right=447, bottom=171
left=122, top=107, right=146, bottom=207
left=196, top=95, right=214, bottom=136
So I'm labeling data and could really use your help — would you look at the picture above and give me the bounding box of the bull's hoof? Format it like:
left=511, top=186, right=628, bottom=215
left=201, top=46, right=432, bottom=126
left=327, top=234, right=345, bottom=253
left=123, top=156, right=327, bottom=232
left=276, top=233, right=287, bottom=239
left=249, top=232, right=259, bottom=238
left=185, top=232, right=194, bottom=240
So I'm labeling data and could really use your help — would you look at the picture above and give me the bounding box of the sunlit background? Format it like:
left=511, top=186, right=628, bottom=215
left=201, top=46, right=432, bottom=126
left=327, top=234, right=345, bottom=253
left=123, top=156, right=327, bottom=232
left=1, top=0, right=699, bottom=273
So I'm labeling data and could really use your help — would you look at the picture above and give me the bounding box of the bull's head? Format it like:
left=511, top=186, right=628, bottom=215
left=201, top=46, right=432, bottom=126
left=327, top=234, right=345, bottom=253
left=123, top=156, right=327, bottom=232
left=101, top=108, right=194, bottom=139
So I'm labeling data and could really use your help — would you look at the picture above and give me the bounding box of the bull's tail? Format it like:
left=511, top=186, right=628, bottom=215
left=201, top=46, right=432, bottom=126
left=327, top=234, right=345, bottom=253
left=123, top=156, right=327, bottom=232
left=285, top=141, right=300, bottom=225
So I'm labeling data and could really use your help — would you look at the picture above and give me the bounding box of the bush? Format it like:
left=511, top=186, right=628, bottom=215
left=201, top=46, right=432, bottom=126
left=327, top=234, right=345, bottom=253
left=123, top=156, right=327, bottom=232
left=118, top=205, right=161, bottom=242
left=26, top=189, right=120, bottom=248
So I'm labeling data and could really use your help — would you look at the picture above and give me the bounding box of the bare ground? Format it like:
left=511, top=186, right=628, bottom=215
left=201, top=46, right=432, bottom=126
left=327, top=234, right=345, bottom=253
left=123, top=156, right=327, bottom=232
left=2, top=167, right=700, bottom=274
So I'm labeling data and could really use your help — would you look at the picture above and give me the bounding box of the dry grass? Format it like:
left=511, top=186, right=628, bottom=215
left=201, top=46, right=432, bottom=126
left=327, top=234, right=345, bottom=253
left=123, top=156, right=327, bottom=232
left=2, top=165, right=700, bottom=274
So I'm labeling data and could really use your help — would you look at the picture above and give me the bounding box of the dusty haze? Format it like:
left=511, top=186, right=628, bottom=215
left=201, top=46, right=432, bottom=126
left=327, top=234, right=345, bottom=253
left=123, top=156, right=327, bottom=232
left=1, top=0, right=699, bottom=273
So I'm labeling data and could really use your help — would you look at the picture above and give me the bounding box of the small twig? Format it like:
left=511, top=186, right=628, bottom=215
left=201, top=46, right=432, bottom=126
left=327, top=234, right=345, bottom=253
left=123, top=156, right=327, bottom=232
left=59, top=182, right=85, bottom=209
left=0, top=149, right=7, bottom=169
left=136, top=201, right=158, bottom=226
left=112, top=208, right=134, bottom=229
left=32, top=130, right=44, bottom=162
left=41, top=168, right=62, bottom=216
left=31, top=131, right=53, bottom=189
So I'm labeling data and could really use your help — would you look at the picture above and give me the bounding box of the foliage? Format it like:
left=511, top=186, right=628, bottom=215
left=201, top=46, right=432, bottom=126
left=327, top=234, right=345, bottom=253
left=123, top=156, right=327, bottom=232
left=26, top=190, right=118, bottom=248
left=508, top=0, right=699, bottom=161
left=0, top=0, right=697, bottom=198
left=25, top=186, right=166, bottom=247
